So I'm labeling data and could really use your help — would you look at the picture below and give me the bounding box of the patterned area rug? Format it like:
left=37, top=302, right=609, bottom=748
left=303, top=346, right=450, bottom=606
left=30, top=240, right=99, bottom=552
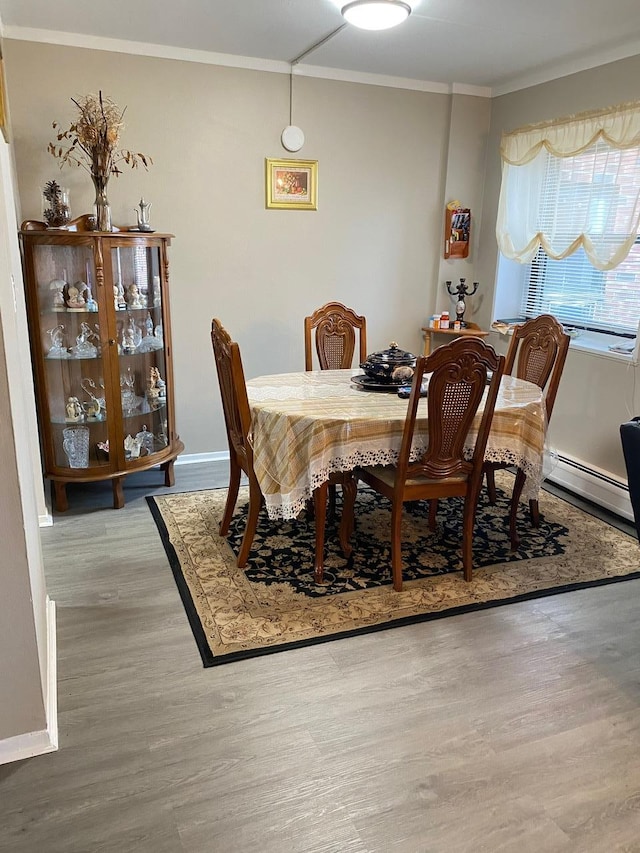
left=147, top=477, right=639, bottom=666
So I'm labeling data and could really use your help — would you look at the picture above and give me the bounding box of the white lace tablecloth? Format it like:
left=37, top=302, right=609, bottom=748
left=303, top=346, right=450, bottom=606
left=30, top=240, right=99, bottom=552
left=246, top=369, right=546, bottom=520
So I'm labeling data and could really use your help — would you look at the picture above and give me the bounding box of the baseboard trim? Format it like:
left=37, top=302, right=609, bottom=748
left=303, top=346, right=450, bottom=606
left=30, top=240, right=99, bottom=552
left=0, top=598, right=58, bottom=766
left=548, top=454, right=632, bottom=521
left=46, top=596, right=59, bottom=752
left=176, top=451, right=229, bottom=466
left=39, top=512, right=53, bottom=527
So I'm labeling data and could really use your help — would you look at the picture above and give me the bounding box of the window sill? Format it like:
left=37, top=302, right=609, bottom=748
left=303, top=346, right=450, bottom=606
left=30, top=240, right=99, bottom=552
left=566, top=330, right=635, bottom=362
left=492, top=319, right=635, bottom=363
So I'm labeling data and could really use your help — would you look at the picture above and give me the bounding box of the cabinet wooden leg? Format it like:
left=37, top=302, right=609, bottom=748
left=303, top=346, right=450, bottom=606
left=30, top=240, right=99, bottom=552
left=112, top=477, right=125, bottom=509
left=53, top=481, right=68, bottom=512
left=161, top=459, right=175, bottom=487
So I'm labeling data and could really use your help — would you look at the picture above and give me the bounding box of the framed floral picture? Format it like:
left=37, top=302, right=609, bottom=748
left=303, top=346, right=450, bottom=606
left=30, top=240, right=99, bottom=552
left=265, top=158, right=318, bottom=210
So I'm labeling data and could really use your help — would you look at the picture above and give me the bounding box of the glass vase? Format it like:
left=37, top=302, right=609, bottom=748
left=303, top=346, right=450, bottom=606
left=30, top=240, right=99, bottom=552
left=91, top=173, right=112, bottom=232
left=42, top=184, right=71, bottom=228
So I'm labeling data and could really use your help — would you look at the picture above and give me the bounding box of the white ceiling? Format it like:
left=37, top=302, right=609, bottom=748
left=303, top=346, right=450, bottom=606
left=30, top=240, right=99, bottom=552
left=2, top=0, right=640, bottom=95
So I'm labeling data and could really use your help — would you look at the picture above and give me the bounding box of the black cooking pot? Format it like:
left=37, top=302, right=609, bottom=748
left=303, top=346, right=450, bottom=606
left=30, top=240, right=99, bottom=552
left=360, top=341, right=417, bottom=383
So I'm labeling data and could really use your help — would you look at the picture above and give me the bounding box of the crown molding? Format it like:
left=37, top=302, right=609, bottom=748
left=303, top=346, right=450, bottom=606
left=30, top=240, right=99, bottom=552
left=450, top=82, right=492, bottom=98
left=492, top=37, right=640, bottom=97
left=12, top=23, right=639, bottom=99
left=3, top=26, right=292, bottom=73
left=3, top=25, right=492, bottom=96
left=293, top=62, right=449, bottom=94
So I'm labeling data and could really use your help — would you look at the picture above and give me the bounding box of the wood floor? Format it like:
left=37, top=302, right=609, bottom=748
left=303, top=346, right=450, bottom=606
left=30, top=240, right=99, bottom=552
left=1, top=461, right=640, bottom=852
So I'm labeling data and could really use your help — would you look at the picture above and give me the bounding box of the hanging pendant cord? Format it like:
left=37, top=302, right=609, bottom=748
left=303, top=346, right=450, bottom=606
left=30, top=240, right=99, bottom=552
left=289, top=68, right=293, bottom=125
left=287, top=21, right=348, bottom=127
left=290, top=23, right=348, bottom=66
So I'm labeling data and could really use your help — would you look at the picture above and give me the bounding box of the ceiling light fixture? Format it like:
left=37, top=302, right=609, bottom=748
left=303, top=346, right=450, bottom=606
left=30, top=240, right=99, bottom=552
left=341, top=0, right=411, bottom=31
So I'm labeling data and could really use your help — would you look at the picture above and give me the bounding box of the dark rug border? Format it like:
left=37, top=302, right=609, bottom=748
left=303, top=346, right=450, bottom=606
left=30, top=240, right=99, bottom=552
left=147, top=490, right=640, bottom=668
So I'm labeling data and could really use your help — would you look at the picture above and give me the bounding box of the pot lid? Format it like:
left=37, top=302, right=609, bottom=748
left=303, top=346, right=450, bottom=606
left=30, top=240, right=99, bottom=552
left=363, top=341, right=417, bottom=365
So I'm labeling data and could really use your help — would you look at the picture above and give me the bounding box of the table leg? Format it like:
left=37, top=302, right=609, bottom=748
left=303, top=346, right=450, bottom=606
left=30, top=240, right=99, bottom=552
left=339, top=474, right=357, bottom=557
left=313, top=481, right=329, bottom=584
left=423, top=330, right=432, bottom=356
left=509, top=467, right=527, bottom=550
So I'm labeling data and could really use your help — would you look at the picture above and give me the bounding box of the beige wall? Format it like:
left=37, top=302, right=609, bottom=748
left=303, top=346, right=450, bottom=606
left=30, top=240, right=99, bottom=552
left=436, top=93, right=491, bottom=320
left=4, top=40, right=493, bottom=456
left=0, top=136, right=49, bottom=744
left=477, top=54, right=640, bottom=479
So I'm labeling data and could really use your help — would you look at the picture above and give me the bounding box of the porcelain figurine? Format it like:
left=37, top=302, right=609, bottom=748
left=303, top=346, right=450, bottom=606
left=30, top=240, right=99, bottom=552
left=81, top=377, right=104, bottom=420
left=124, top=433, right=142, bottom=459
left=85, top=285, right=98, bottom=312
left=125, top=282, right=145, bottom=309
left=121, top=316, right=142, bottom=353
left=49, top=278, right=67, bottom=312
left=65, top=396, right=84, bottom=422
left=64, top=280, right=88, bottom=310
left=114, top=282, right=126, bottom=310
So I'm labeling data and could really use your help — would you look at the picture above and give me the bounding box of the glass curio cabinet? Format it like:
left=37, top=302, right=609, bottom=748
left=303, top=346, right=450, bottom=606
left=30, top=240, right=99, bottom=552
left=19, top=214, right=184, bottom=510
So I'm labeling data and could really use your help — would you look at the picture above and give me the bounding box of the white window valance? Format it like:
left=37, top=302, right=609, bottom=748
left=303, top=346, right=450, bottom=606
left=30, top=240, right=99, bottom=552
left=497, top=101, right=640, bottom=270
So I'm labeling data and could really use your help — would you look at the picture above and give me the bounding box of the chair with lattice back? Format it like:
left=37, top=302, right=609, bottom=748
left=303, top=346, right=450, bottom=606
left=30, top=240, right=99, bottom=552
left=484, top=313, right=570, bottom=549
left=353, top=337, right=505, bottom=590
left=212, top=317, right=356, bottom=575
left=304, top=301, right=367, bottom=371
left=211, top=318, right=264, bottom=568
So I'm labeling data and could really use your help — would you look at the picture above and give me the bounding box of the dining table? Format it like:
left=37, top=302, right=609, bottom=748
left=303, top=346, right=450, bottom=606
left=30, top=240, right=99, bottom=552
left=246, top=368, right=547, bottom=583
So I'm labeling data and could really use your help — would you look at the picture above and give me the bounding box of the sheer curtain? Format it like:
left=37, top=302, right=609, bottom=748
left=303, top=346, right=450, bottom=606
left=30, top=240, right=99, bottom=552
left=496, top=101, right=640, bottom=271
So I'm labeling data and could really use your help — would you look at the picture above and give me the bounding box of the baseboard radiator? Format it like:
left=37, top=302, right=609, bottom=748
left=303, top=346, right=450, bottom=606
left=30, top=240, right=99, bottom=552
left=548, top=453, right=632, bottom=522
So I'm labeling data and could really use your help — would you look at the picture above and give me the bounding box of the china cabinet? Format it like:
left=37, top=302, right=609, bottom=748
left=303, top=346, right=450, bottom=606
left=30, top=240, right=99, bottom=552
left=19, top=214, right=184, bottom=510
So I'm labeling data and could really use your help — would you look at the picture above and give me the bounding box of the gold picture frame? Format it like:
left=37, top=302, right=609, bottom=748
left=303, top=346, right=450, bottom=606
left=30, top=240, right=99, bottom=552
left=265, top=158, right=318, bottom=210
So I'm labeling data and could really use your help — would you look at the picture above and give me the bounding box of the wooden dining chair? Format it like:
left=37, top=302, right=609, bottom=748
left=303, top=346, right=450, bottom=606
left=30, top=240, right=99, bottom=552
left=354, top=337, right=505, bottom=590
left=484, top=314, right=570, bottom=550
left=211, top=318, right=355, bottom=574
left=304, top=301, right=367, bottom=371
left=211, top=318, right=264, bottom=568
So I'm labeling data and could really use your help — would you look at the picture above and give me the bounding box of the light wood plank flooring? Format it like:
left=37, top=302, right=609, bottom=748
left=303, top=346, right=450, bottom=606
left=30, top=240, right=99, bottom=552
left=1, top=462, right=640, bottom=852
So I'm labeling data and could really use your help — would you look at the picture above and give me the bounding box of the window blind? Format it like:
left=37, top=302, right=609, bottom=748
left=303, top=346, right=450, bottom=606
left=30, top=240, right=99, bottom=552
left=522, top=139, right=640, bottom=334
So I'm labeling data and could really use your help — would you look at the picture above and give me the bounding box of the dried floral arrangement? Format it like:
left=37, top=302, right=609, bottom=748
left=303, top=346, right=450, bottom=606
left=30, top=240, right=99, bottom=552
left=48, top=91, right=152, bottom=178
left=42, top=179, right=71, bottom=227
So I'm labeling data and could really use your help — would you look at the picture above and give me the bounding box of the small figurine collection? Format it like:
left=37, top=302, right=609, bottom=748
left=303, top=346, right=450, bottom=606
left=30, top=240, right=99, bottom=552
left=43, top=235, right=168, bottom=469
left=58, top=363, right=166, bottom=428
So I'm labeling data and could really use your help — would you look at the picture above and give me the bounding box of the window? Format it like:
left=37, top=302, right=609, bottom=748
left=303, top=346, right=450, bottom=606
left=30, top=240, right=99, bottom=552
left=522, top=141, right=640, bottom=334
left=496, top=101, right=640, bottom=336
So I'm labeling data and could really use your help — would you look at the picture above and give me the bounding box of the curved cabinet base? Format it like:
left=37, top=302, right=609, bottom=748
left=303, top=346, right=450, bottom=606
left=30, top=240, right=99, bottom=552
left=51, top=439, right=184, bottom=510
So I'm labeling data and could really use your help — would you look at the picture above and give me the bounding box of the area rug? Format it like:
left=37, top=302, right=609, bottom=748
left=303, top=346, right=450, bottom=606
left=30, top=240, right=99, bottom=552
left=147, top=477, right=640, bottom=666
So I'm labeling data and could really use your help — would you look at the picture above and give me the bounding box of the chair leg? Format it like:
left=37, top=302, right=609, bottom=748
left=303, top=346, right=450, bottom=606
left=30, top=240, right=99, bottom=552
left=237, top=479, right=263, bottom=568
left=428, top=499, right=438, bottom=531
left=461, top=491, right=479, bottom=582
left=339, top=475, right=357, bottom=557
left=509, top=467, right=527, bottom=551
left=220, top=456, right=241, bottom=536
left=486, top=466, right=497, bottom=504
left=529, top=498, right=540, bottom=528
left=391, top=503, right=404, bottom=591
